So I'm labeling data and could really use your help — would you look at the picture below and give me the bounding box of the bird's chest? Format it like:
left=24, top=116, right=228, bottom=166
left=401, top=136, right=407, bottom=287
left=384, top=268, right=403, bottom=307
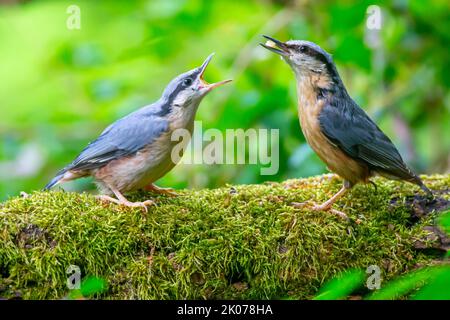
left=134, top=120, right=195, bottom=183
left=296, top=86, right=368, bottom=184
left=140, top=106, right=197, bottom=166
left=297, top=87, right=328, bottom=155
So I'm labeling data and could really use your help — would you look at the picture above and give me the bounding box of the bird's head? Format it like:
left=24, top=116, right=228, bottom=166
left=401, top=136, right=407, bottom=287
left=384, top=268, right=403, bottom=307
left=260, top=36, right=341, bottom=86
left=162, top=53, right=232, bottom=109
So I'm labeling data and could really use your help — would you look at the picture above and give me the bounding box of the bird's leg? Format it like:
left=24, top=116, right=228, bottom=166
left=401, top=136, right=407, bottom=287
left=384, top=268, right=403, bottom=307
left=144, top=183, right=178, bottom=197
left=292, top=183, right=350, bottom=220
left=311, top=185, right=347, bottom=209
left=97, top=185, right=154, bottom=212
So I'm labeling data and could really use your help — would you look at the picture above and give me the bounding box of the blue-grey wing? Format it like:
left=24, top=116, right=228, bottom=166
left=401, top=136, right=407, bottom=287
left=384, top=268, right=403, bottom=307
left=318, top=99, right=418, bottom=182
left=68, top=113, right=169, bottom=171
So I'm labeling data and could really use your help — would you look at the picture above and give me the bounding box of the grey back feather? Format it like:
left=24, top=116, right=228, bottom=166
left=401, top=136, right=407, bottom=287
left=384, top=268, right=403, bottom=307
left=67, top=102, right=170, bottom=172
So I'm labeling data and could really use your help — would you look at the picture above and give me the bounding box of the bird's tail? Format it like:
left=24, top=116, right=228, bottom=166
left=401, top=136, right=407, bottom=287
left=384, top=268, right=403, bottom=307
left=381, top=167, right=433, bottom=199
left=410, top=173, right=434, bottom=199
left=43, top=169, right=67, bottom=191
left=418, top=181, right=434, bottom=199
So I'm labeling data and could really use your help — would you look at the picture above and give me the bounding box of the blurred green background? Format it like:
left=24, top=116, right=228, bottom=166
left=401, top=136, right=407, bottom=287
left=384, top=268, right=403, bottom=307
left=0, top=0, right=449, bottom=200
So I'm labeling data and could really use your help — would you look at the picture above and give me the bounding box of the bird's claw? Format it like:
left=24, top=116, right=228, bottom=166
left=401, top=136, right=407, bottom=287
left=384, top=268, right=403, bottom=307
left=291, top=201, right=348, bottom=220
left=291, top=201, right=310, bottom=208
left=156, top=188, right=178, bottom=197
left=120, top=200, right=155, bottom=213
left=96, top=195, right=154, bottom=213
left=315, top=206, right=349, bottom=220
left=144, top=185, right=178, bottom=197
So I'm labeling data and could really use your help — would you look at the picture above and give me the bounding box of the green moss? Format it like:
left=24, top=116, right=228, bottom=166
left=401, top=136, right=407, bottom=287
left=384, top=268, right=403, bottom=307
left=0, top=174, right=449, bottom=299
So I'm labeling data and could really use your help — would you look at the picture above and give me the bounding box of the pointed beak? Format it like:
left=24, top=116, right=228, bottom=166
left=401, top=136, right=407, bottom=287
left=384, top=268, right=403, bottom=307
left=198, top=53, right=232, bottom=90
left=260, top=35, right=290, bottom=56
left=198, top=53, right=214, bottom=78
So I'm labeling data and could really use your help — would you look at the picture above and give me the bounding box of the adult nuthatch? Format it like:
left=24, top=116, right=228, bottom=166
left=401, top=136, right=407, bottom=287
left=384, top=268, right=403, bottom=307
left=45, top=54, right=231, bottom=211
left=261, top=36, right=432, bottom=219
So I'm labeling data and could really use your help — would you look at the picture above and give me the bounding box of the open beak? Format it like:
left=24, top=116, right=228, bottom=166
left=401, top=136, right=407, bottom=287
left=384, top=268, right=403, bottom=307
left=259, top=35, right=290, bottom=56
left=198, top=53, right=232, bottom=90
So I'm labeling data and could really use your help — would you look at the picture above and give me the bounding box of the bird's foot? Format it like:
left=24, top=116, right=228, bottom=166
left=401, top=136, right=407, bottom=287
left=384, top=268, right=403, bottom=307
left=312, top=204, right=349, bottom=220
left=96, top=195, right=154, bottom=213
left=144, top=184, right=178, bottom=197
left=291, top=201, right=348, bottom=220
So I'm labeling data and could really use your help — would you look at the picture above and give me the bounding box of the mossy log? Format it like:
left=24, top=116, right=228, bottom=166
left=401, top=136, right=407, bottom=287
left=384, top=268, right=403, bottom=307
left=0, top=174, right=449, bottom=299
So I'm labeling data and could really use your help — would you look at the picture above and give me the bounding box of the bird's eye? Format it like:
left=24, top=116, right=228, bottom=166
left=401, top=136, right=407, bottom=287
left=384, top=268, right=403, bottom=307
left=299, top=45, right=307, bottom=53
left=183, top=78, right=193, bottom=86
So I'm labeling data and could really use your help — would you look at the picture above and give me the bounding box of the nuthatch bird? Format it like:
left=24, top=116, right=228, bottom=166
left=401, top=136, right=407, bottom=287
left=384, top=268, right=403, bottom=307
left=261, top=36, right=432, bottom=219
left=45, top=54, right=231, bottom=211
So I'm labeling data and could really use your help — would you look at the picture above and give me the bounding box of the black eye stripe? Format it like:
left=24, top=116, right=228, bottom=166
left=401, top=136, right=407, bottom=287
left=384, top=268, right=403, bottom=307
left=297, top=45, right=330, bottom=64
left=160, top=67, right=202, bottom=114
left=291, top=43, right=339, bottom=80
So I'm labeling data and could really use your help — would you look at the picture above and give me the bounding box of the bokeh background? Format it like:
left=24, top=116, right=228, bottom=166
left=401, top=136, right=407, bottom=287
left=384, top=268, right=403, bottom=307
left=0, top=0, right=449, bottom=200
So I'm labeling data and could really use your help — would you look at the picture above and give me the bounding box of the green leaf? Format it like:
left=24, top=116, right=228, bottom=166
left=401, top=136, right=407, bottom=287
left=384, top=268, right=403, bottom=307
left=367, top=266, right=446, bottom=300
left=412, top=266, right=450, bottom=300
left=439, top=210, right=450, bottom=257
left=314, top=269, right=365, bottom=300
left=80, top=276, right=108, bottom=298
left=66, top=276, right=108, bottom=300
left=438, top=210, right=450, bottom=236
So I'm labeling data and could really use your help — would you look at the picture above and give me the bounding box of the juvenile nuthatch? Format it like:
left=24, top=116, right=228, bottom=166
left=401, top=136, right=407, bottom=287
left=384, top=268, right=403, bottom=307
left=261, top=36, right=432, bottom=219
left=45, top=54, right=231, bottom=211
